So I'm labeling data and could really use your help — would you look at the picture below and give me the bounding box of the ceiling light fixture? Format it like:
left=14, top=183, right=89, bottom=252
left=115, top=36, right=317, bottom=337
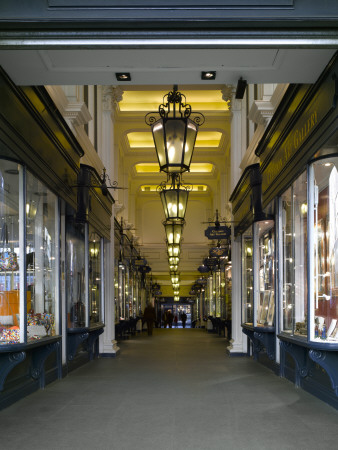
left=115, top=72, right=131, bottom=82
left=201, top=71, right=216, bottom=80
left=159, top=174, right=190, bottom=221
left=145, top=85, right=204, bottom=174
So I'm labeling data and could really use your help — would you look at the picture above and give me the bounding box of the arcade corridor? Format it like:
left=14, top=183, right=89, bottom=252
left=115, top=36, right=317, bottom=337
left=1, top=329, right=338, bottom=450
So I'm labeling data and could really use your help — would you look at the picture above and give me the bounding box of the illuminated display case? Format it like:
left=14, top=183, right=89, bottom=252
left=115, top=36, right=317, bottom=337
left=0, top=160, right=59, bottom=345
left=281, top=171, right=308, bottom=338
left=255, top=219, right=275, bottom=328
left=89, top=229, right=102, bottom=325
left=311, top=156, right=338, bottom=343
left=242, top=228, right=253, bottom=325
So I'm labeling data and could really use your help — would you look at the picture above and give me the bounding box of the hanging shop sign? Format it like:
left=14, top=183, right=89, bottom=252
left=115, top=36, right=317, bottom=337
left=133, top=258, right=147, bottom=267
left=204, top=225, right=231, bottom=240
left=209, top=246, right=228, bottom=258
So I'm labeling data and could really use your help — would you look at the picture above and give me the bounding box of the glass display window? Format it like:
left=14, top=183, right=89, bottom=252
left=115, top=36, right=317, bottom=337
left=66, top=206, right=86, bottom=328
left=281, top=171, right=308, bottom=337
left=89, top=228, right=102, bottom=325
left=0, top=160, right=60, bottom=344
left=26, top=170, right=59, bottom=340
left=311, top=156, right=338, bottom=342
left=214, top=269, right=221, bottom=318
left=254, top=219, right=275, bottom=327
left=0, top=160, right=23, bottom=344
left=242, top=228, right=253, bottom=324
left=118, top=261, right=126, bottom=320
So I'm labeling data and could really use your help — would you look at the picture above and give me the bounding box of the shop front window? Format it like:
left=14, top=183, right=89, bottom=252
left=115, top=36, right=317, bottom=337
left=0, top=160, right=22, bottom=344
left=66, top=207, right=86, bottom=328
left=312, top=157, right=338, bottom=341
left=26, top=170, right=58, bottom=340
left=0, top=161, right=59, bottom=344
left=242, top=228, right=253, bottom=324
left=281, top=171, right=308, bottom=337
left=89, top=229, right=102, bottom=325
left=254, top=220, right=275, bottom=327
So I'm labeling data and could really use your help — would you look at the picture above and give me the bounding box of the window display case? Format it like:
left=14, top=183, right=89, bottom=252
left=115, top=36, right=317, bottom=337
left=66, top=206, right=86, bottom=329
left=0, top=160, right=59, bottom=345
left=242, top=228, right=253, bottom=325
left=311, top=156, right=338, bottom=343
left=89, top=229, right=102, bottom=325
left=281, top=171, right=308, bottom=338
left=255, top=219, right=275, bottom=328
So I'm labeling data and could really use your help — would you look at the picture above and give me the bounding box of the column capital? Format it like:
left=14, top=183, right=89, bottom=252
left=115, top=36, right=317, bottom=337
left=221, top=84, right=236, bottom=110
left=102, top=85, right=124, bottom=111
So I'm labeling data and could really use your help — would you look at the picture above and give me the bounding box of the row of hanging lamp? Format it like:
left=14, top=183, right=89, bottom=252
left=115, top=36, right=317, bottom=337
left=146, top=85, right=204, bottom=294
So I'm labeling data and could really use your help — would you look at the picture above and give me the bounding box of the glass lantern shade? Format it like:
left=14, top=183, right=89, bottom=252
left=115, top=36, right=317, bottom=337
left=174, top=295, right=180, bottom=301
left=168, top=256, right=180, bottom=265
left=160, top=188, right=189, bottom=221
left=151, top=118, right=198, bottom=174
left=169, top=264, right=178, bottom=272
left=164, top=220, right=184, bottom=244
left=167, top=243, right=181, bottom=257
left=174, top=290, right=180, bottom=296
left=172, top=283, right=180, bottom=289
left=171, top=275, right=179, bottom=284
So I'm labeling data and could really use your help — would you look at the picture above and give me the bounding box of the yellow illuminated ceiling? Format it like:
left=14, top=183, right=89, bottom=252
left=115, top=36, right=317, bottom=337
left=127, top=131, right=222, bottom=149
left=119, top=89, right=229, bottom=112
left=135, top=163, right=214, bottom=174
left=140, top=184, right=208, bottom=192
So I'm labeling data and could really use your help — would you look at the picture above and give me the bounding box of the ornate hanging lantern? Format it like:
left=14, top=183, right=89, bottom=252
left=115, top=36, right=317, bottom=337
left=158, top=174, right=190, bottom=221
left=145, top=85, right=205, bottom=174
left=163, top=219, right=185, bottom=244
left=167, top=243, right=181, bottom=258
left=168, top=256, right=180, bottom=266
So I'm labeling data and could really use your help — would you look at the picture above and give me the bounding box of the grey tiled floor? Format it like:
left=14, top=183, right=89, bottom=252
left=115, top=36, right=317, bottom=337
left=1, top=329, right=338, bottom=450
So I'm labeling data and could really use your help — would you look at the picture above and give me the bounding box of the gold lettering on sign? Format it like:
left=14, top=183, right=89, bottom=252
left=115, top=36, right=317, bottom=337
left=266, top=110, right=318, bottom=186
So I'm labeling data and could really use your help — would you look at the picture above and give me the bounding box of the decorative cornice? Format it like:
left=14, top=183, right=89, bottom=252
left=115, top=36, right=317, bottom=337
left=221, top=84, right=235, bottom=109
left=102, top=85, right=124, bottom=111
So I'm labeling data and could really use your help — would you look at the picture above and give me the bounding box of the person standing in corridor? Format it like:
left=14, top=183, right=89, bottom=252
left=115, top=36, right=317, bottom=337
left=143, top=302, right=156, bottom=336
left=166, top=309, right=174, bottom=328
left=181, top=311, right=187, bottom=328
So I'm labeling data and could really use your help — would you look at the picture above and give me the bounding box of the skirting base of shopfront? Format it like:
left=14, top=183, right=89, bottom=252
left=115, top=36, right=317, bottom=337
left=0, top=338, right=62, bottom=411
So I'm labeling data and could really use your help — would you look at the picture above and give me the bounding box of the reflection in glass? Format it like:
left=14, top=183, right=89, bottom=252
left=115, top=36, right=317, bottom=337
left=312, top=157, right=338, bottom=341
left=0, top=160, right=21, bottom=344
left=242, top=229, right=253, bottom=324
left=255, top=221, right=275, bottom=327
left=89, top=228, right=102, bottom=325
left=281, top=171, right=307, bottom=337
left=26, top=170, right=58, bottom=340
left=66, top=207, right=86, bottom=328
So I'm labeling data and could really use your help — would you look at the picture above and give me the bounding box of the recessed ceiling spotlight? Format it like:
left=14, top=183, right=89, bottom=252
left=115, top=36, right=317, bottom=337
left=201, top=71, right=216, bottom=80
left=115, top=73, right=131, bottom=82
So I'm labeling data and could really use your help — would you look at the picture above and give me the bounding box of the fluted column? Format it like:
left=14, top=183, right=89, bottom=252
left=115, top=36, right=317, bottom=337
left=99, top=85, right=123, bottom=356
left=222, top=85, right=247, bottom=355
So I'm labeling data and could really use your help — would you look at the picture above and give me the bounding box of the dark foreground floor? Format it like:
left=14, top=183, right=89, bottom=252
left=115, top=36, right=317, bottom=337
left=1, top=329, right=338, bottom=450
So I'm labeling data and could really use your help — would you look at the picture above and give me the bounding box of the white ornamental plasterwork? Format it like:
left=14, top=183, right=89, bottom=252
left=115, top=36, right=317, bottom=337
left=221, top=84, right=236, bottom=110
left=102, top=86, right=124, bottom=111
left=248, top=100, right=275, bottom=126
